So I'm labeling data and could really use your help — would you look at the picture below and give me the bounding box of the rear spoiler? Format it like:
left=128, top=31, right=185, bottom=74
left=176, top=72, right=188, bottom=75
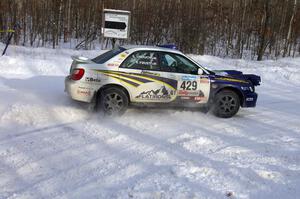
left=71, top=55, right=91, bottom=63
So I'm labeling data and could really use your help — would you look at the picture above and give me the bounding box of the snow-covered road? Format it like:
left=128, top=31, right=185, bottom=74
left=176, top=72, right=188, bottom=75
left=0, top=45, right=300, bottom=199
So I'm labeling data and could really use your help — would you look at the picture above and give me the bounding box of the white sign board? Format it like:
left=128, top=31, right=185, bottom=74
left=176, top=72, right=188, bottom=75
left=103, top=9, right=130, bottom=39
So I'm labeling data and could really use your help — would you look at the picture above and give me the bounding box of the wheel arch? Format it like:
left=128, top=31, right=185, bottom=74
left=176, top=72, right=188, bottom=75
left=97, top=84, right=131, bottom=102
left=215, top=86, right=244, bottom=106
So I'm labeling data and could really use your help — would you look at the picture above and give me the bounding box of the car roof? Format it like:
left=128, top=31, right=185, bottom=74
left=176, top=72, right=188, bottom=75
left=121, top=45, right=184, bottom=55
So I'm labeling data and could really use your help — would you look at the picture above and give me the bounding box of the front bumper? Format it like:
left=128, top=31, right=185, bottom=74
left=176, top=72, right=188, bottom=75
left=65, top=76, right=94, bottom=103
left=242, top=92, right=258, bottom=107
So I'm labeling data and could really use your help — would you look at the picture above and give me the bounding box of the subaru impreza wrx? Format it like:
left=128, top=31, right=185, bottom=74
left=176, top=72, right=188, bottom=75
left=65, top=45, right=261, bottom=118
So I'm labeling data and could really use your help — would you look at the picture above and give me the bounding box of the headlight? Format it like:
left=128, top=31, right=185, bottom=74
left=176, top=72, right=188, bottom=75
left=241, top=86, right=253, bottom=92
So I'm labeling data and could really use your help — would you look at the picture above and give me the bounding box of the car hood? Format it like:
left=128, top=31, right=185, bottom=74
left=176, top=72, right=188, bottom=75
left=213, top=70, right=261, bottom=86
left=213, top=70, right=243, bottom=76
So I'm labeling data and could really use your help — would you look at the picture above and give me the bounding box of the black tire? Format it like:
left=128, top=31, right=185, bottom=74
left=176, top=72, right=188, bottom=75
left=212, top=90, right=240, bottom=118
left=98, top=87, right=129, bottom=116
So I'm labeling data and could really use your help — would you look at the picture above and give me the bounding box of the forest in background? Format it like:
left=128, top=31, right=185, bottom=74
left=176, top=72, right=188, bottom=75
left=0, top=0, right=299, bottom=60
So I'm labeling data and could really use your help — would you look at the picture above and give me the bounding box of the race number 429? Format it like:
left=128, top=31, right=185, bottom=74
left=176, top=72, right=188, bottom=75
left=180, top=81, right=197, bottom=90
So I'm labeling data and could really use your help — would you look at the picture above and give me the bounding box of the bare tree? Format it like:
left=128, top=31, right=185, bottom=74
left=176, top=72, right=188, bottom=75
left=283, top=0, right=298, bottom=57
left=0, top=0, right=299, bottom=60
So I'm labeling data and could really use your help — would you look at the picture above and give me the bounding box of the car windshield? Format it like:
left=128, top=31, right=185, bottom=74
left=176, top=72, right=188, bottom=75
left=186, top=55, right=215, bottom=75
left=92, top=47, right=126, bottom=64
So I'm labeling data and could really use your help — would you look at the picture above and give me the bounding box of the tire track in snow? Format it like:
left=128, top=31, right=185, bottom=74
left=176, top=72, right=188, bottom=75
left=5, top=120, right=162, bottom=198
left=54, top=118, right=248, bottom=198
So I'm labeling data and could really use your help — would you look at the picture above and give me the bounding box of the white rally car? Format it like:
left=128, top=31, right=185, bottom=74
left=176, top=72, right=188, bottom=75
left=65, top=45, right=260, bottom=118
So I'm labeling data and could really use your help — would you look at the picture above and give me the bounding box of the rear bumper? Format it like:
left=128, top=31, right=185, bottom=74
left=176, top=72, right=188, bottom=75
left=242, top=92, right=258, bottom=107
left=65, top=76, right=94, bottom=103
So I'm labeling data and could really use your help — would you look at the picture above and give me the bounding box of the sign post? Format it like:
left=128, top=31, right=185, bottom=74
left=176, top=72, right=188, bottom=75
left=101, top=9, right=130, bottom=49
left=1, top=29, right=15, bottom=56
left=1, top=23, right=20, bottom=56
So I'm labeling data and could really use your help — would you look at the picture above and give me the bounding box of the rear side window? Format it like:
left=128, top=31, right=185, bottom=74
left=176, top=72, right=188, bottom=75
left=92, top=47, right=126, bottom=64
left=120, top=51, right=160, bottom=70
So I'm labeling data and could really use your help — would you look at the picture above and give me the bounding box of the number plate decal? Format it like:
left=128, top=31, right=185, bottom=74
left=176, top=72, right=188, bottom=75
left=178, top=75, right=200, bottom=97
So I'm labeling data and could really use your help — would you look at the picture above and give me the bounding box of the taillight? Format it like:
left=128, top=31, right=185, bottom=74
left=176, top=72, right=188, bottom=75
left=71, top=68, right=85, bottom=80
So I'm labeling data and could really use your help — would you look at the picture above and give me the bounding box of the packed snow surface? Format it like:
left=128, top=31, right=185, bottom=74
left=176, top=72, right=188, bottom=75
left=0, top=45, right=300, bottom=199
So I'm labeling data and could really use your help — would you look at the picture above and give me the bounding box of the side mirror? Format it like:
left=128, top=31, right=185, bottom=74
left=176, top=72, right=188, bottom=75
left=198, top=68, right=204, bottom=75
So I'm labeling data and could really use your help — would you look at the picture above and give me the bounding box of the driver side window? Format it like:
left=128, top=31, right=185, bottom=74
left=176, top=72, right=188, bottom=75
left=159, top=52, right=199, bottom=74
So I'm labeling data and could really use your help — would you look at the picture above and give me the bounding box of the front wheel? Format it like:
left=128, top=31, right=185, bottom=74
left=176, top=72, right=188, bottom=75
left=98, top=87, right=129, bottom=116
left=212, top=90, right=240, bottom=118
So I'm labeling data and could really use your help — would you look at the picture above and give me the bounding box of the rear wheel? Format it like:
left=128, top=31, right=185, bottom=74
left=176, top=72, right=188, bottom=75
left=212, top=90, right=240, bottom=118
left=98, top=87, right=128, bottom=116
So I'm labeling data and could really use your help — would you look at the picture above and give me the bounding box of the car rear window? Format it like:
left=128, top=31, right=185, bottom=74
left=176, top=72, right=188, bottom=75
left=92, top=47, right=126, bottom=64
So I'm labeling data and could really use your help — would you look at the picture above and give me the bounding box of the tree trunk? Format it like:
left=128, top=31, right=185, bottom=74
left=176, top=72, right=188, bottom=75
left=283, top=0, right=297, bottom=57
left=257, top=0, right=271, bottom=61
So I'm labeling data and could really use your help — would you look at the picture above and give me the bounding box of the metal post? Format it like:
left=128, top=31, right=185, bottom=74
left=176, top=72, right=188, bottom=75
left=112, top=38, right=116, bottom=49
left=1, top=23, right=20, bottom=56
left=101, top=0, right=105, bottom=50
left=2, top=31, right=14, bottom=56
